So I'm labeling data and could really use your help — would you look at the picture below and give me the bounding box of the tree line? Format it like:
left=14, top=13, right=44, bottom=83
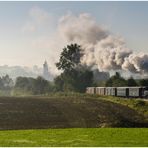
left=0, top=43, right=148, bottom=96
left=105, top=72, right=148, bottom=87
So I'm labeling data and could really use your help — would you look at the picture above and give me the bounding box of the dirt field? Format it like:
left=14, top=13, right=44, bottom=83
left=0, top=96, right=147, bottom=130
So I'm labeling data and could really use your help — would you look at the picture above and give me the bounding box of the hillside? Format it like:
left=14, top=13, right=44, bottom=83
left=0, top=95, right=147, bottom=130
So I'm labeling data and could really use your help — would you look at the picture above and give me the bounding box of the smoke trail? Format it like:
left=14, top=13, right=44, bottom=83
left=57, top=13, right=148, bottom=74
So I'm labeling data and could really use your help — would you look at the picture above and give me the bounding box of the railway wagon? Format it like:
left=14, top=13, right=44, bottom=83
left=116, top=87, right=129, bottom=97
left=86, top=86, right=148, bottom=98
left=144, top=88, right=148, bottom=98
left=128, top=87, right=144, bottom=98
left=86, top=87, right=95, bottom=94
left=105, top=87, right=110, bottom=95
left=96, top=87, right=106, bottom=95
left=106, top=87, right=117, bottom=96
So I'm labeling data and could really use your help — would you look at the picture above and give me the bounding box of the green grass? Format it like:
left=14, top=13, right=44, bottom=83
left=0, top=128, right=147, bottom=147
left=99, top=95, right=148, bottom=117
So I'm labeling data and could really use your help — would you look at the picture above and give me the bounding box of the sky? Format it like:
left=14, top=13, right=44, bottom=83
left=0, top=1, right=148, bottom=73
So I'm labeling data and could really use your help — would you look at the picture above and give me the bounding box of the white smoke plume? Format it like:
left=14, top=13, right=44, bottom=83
left=56, top=13, right=148, bottom=74
left=24, top=8, right=148, bottom=75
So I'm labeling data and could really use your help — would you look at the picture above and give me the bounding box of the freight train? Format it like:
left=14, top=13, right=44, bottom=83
left=86, top=87, right=148, bottom=98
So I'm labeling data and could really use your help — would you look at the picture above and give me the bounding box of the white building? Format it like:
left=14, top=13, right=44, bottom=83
left=43, top=60, right=51, bottom=81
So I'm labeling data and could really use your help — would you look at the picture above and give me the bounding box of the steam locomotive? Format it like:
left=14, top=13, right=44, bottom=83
left=86, top=86, right=148, bottom=98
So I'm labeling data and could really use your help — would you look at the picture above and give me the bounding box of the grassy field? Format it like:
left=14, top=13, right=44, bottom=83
left=0, top=128, right=147, bottom=147
left=0, top=94, right=147, bottom=146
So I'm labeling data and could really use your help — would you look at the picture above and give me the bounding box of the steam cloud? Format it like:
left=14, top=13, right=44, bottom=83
left=56, top=13, right=148, bottom=74
left=24, top=8, right=148, bottom=75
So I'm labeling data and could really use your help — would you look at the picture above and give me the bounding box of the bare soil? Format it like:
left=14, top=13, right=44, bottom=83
left=0, top=96, right=147, bottom=130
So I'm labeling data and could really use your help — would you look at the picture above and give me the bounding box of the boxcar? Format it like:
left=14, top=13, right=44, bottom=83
left=86, top=87, right=95, bottom=94
left=105, top=87, right=112, bottom=96
left=116, top=87, right=129, bottom=97
left=141, top=87, right=148, bottom=98
left=86, top=86, right=148, bottom=98
left=143, top=87, right=148, bottom=98
left=110, top=87, right=117, bottom=96
left=96, top=87, right=106, bottom=95
left=128, top=87, right=143, bottom=98
left=105, top=87, right=117, bottom=96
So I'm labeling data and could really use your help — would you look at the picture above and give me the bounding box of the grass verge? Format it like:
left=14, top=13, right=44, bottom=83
left=99, top=95, right=148, bottom=117
left=0, top=128, right=147, bottom=147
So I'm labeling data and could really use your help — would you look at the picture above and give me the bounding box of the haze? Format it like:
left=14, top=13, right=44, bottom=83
left=0, top=1, right=148, bottom=75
